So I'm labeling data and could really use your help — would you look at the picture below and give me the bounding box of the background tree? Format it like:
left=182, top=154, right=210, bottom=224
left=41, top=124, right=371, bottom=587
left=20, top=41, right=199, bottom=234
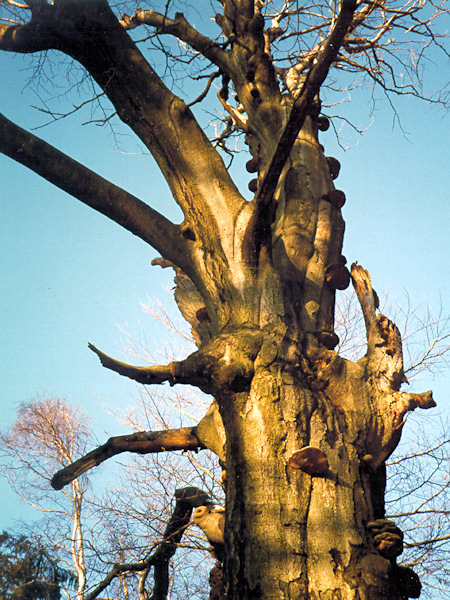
left=0, top=2, right=448, bottom=599
left=0, top=399, right=92, bottom=600
left=0, top=395, right=225, bottom=600
left=0, top=531, right=76, bottom=600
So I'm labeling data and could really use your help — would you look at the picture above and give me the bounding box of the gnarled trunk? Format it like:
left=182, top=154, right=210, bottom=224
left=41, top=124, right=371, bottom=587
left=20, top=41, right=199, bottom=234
left=221, top=362, right=397, bottom=600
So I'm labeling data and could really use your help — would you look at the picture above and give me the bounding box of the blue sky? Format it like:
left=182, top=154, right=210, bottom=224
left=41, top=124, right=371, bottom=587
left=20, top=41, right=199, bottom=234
left=0, top=41, right=448, bottom=534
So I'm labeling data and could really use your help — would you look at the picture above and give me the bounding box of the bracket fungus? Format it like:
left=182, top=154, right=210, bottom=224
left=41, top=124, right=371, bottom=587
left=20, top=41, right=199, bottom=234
left=367, top=520, right=404, bottom=561
left=323, top=189, right=346, bottom=209
left=246, top=156, right=259, bottom=173
left=248, top=178, right=258, bottom=193
left=325, top=264, right=351, bottom=290
left=317, top=330, right=340, bottom=350
left=395, top=566, right=421, bottom=598
left=288, top=446, right=329, bottom=476
left=326, top=156, right=341, bottom=180
left=316, top=116, right=330, bottom=131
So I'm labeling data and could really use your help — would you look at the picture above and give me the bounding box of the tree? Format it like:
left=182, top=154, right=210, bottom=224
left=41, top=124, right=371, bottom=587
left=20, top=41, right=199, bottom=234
left=0, top=399, right=91, bottom=600
left=0, top=531, right=76, bottom=600
left=0, top=2, right=447, bottom=599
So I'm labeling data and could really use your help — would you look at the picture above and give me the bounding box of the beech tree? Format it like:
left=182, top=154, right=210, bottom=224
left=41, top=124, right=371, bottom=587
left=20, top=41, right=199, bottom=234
left=0, top=1, right=447, bottom=599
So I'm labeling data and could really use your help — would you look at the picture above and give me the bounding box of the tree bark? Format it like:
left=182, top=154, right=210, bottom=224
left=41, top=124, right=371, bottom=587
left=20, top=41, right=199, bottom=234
left=220, top=361, right=401, bottom=599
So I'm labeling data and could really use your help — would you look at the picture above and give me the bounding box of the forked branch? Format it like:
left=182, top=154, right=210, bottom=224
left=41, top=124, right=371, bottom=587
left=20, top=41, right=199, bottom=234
left=82, top=486, right=214, bottom=600
left=119, top=9, right=229, bottom=72
left=254, top=0, right=358, bottom=208
left=0, top=1, right=247, bottom=250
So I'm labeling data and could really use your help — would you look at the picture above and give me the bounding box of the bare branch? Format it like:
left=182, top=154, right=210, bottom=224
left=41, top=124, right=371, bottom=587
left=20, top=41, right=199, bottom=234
left=5, top=0, right=29, bottom=9
left=88, top=343, right=216, bottom=394
left=89, top=327, right=262, bottom=395
left=118, top=9, right=229, bottom=72
left=0, top=113, right=192, bottom=275
left=88, top=343, right=180, bottom=386
left=405, top=533, right=450, bottom=548
left=83, top=486, right=214, bottom=600
left=187, top=70, right=221, bottom=107
left=51, top=428, right=203, bottom=490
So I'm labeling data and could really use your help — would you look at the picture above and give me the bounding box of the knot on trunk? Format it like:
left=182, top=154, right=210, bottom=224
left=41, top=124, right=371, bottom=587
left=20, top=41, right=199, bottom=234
left=202, top=328, right=264, bottom=393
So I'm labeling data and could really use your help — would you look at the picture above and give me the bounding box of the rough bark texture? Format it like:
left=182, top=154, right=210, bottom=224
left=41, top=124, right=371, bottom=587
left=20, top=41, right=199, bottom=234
left=0, top=2, right=438, bottom=599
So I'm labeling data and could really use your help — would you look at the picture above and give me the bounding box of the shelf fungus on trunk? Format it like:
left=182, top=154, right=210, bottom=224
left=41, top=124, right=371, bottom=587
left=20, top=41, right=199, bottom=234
left=367, top=520, right=404, bottom=560
left=323, top=189, right=346, bottom=209
left=316, top=115, right=330, bottom=131
left=245, top=156, right=259, bottom=173
left=325, top=263, right=351, bottom=290
left=287, top=446, right=329, bottom=476
left=248, top=178, right=258, bottom=193
left=316, top=330, right=340, bottom=350
left=326, top=156, right=341, bottom=179
left=365, top=519, right=422, bottom=598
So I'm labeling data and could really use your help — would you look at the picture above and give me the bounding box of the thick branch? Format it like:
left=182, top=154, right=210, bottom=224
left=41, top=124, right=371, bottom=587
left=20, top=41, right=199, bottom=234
left=0, top=4, right=55, bottom=52
left=88, top=343, right=179, bottom=385
left=88, top=342, right=220, bottom=394
left=119, top=9, right=229, bottom=72
left=372, top=389, right=437, bottom=467
left=90, top=328, right=262, bottom=395
left=149, top=486, right=215, bottom=600
left=254, top=0, right=358, bottom=210
left=0, top=113, right=191, bottom=274
left=51, top=428, right=202, bottom=490
left=1, top=1, right=246, bottom=278
left=392, top=390, right=436, bottom=422
left=351, top=263, right=407, bottom=390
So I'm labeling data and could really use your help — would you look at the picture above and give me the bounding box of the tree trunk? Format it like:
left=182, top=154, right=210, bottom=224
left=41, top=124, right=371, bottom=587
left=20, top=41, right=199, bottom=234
left=221, top=365, right=396, bottom=600
left=71, top=481, right=87, bottom=600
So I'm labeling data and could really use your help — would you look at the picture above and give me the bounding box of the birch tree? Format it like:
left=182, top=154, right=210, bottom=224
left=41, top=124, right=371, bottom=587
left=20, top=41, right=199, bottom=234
left=0, top=1, right=447, bottom=599
left=0, top=399, right=90, bottom=600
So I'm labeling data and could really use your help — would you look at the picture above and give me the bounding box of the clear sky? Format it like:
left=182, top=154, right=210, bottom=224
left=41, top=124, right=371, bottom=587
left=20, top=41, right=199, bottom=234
left=0, top=33, right=448, bottom=537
